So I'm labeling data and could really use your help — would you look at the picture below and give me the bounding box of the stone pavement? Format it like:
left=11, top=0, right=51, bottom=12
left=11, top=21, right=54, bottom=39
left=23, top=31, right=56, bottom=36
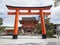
left=0, top=36, right=60, bottom=45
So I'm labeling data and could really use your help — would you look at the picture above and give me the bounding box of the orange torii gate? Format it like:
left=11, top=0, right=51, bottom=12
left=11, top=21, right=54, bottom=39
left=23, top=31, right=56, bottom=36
left=6, top=5, right=52, bottom=39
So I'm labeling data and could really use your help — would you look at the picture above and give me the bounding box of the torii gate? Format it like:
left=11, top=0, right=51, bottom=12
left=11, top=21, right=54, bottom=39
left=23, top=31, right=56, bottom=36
left=6, top=5, right=52, bottom=39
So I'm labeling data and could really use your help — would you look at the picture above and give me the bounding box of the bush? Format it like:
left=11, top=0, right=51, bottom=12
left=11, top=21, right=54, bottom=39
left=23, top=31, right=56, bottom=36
left=46, top=30, right=54, bottom=38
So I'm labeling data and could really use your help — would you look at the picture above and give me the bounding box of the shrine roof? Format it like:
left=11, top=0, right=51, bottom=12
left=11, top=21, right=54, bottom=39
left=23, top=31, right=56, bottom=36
left=22, top=17, right=36, bottom=20
left=19, top=17, right=38, bottom=23
left=19, top=20, right=38, bottom=24
left=19, top=20, right=38, bottom=21
left=20, top=17, right=39, bottom=21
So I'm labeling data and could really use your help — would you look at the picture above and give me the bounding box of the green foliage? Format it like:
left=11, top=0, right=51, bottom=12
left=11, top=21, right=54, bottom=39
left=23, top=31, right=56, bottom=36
left=45, top=18, right=50, bottom=25
left=54, top=0, right=60, bottom=7
left=0, top=18, right=3, bottom=25
left=35, top=23, right=42, bottom=34
left=36, top=18, right=55, bottom=31
left=0, top=18, right=4, bottom=32
left=35, top=23, right=41, bottom=30
left=45, top=18, right=55, bottom=30
left=45, top=17, right=55, bottom=37
left=47, top=30, right=55, bottom=38
left=35, top=17, right=55, bottom=35
left=46, top=23, right=55, bottom=30
left=0, top=27, right=5, bottom=32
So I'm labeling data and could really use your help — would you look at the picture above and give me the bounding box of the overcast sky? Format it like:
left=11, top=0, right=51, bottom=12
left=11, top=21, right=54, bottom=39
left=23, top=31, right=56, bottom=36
left=0, top=0, right=60, bottom=27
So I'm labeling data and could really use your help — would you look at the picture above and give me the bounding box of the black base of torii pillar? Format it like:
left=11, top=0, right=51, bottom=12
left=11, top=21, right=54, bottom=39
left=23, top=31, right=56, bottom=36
left=42, top=34, right=47, bottom=39
left=13, top=35, right=18, bottom=39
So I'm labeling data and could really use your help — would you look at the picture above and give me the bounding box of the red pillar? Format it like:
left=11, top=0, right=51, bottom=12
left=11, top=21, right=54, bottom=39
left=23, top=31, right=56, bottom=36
left=40, top=10, right=47, bottom=39
left=13, top=8, right=19, bottom=39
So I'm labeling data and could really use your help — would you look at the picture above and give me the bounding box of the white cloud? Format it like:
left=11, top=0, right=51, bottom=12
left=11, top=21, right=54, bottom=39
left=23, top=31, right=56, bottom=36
left=49, top=5, right=60, bottom=24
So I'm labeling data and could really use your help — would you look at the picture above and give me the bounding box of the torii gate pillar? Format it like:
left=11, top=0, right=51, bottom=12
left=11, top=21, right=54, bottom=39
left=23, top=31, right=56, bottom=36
left=40, top=10, right=46, bottom=38
left=13, top=9, right=19, bottom=39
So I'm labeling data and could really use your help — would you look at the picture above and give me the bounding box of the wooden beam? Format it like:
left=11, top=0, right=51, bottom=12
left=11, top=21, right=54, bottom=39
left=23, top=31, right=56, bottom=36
left=8, top=12, right=51, bottom=15
left=43, top=12, right=51, bottom=15
left=8, top=12, right=39, bottom=15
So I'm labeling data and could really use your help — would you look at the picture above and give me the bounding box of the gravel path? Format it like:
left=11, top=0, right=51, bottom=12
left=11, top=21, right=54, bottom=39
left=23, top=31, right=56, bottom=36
left=0, top=36, right=60, bottom=45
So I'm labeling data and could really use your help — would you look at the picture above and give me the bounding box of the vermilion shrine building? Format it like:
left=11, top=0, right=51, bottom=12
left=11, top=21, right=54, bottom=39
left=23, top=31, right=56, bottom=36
left=6, top=5, right=52, bottom=39
left=19, top=17, right=38, bottom=35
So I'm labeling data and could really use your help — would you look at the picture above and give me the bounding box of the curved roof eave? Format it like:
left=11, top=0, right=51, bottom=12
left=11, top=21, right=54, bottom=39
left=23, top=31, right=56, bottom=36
left=6, top=5, right=52, bottom=10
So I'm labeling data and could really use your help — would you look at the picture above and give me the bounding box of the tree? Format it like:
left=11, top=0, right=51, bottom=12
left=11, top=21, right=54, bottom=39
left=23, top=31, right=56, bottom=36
left=35, top=23, right=41, bottom=30
left=35, top=17, right=55, bottom=34
left=45, top=18, right=55, bottom=30
left=0, top=18, right=3, bottom=25
left=45, top=18, right=50, bottom=25
left=35, top=23, right=42, bottom=34
left=0, top=18, right=3, bottom=32
left=54, top=0, right=60, bottom=7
